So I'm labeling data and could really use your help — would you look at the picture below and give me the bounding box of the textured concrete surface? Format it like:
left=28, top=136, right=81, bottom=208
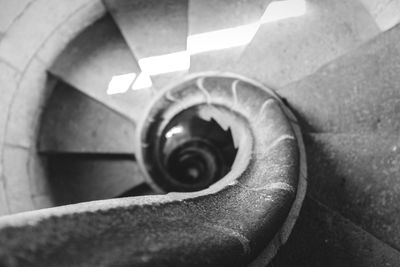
left=105, top=0, right=188, bottom=57
left=0, top=0, right=110, bottom=213
left=189, top=0, right=270, bottom=34
left=3, top=146, right=35, bottom=213
left=36, top=0, right=106, bottom=66
left=0, top=186, right=292, bottom=267
left=0, top=0, right=32, bottom=33
left=1, top=58, right=51, bottom=214
left=0, top=62, right=20, bottom=215
left=4, top=58, right=50, bottom=148
left=305, top=133, right=400, bottom=250
left=0, top=0, right=96, bottom=71
left=50, top=14, right=152, bottom=124
left=47, top=155, right=145, bottom=205
left=38, top=80, right=145, bottom=205
left=360, top=0, right=400, bottom=31
left=188, top=0, right=272, bottom=72
left=269, top=197, right=400, bottom=267
left=0, top=62, right=19, bottom=150
left=235, top=0, right=380, bottom=87
left=39, top=81, right=137, bottom=154
left=280, top=23, right=400, bottom=134
left=105, top=0, right=189, bottom=91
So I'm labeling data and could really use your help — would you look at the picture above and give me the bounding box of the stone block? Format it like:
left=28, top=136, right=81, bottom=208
left=188, top=0, right=270, bottom=72
left=0, top=0, right=32, bottom=33
left=0, top=61, right=20, bottom=150
left=37, top=0, right=106, bottom=66
left=236, top=0, right=380, bottom=87
left=360, top=0, right=400, bottom=31
left=305, top=133, right=400, bottom=250
left=0, top=0, right=95, bottom=71
left=280, top=24, right=400, bottom=134
left=3, top=145, right=34, bottom=213
left=270, top=197, right=400, bottom=267
left=105, top=0, right=188, bottom=58
left=0, top=62, right=20, bottom=216
left=49, top=15, right=150, bottom=124
left=5, top=58, right=50, bottom=148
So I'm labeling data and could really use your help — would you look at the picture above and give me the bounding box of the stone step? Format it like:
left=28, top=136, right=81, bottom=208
left=279, top=23, right=400, bottom=134
left=50, top=14, right=152, bottom=124
left=47, top=154, right=145, bottom=205
left=234, top=0, right=380, bottom=88
left=104, top=0, right=189, bottom=90
left=188, top=0, right=271, bottom=72
left=304, top=133, right=400, bottom=250
left=38, top=80, right=145, bottom=206
left=104, top=0, right=188, bottom=59
left=269, top=197, right=400, bottom=267
left=38, top=80, right=137, bottom=155
left=359, top=0, right=400, bottom=32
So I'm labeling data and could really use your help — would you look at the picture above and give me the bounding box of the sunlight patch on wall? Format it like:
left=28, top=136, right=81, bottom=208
left=138, top=51, right=190, bottom=76
left=107, top=0, right=307, bottom=95
left=261, top=0, right=306, bottom=23
left=187, top=23, right=260, bottom=54
left=107, top=73, right=137, bottom=95
left=132, top=72, right=153, bottom=91
left=188, top=0, right=306, bottom=54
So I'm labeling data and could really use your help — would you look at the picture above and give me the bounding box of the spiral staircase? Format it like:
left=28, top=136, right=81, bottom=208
left=0, top=0, right=400, bottom=266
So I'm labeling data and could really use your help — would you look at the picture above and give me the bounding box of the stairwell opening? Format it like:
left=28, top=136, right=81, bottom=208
left=142, top=105, right=239, bottom=192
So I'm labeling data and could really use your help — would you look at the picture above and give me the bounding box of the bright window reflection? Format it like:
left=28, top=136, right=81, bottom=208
left=187, top=23, right=259, bottom=54
left=107, top=73, right=137, bottom=95
left=188, top=0, right=306, bottom=55
left=107, top=0, right=306, bottom=95
left=261, top=0, right=306, bottom=23
left=138, top=51, right=190, bottom=75
left=131, top=72, right=153, bottom=90
left=165, top=125, right=184, bottom=138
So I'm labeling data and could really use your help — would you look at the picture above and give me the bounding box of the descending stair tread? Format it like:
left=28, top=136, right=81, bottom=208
left=235, top=0, right=380, bottom=87
left=48, top=155, right=145, bottom=205
left=188, top=0, right=271, bottom=72
left=39, top=80, right=137, bottom=155
left=50, top=14, right=152, bottom=123
left=105, top=0, right=188, bottom=58
left=269, top=197, right=400, bottom=267
left=38, top=81, right=145, bottom=205
left=104, top=0, right=189, bottom=91
left=279, top=23, right=400, bottom=134
left=305, top=133, right=400, bottom=250
left=189, top=0, right=269, bottom=34
left=359, top=0, right=400, bottom=31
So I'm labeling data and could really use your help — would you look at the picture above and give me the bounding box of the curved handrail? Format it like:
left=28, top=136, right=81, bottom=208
left=0, top=73, right=306, bottom=267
